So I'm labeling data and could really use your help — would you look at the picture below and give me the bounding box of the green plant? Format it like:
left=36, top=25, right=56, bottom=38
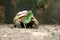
left=22, top=11, right=33, bottom=28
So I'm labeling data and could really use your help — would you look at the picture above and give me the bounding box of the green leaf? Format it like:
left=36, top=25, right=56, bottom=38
left=22, top=11, right=33, bottom=28
left=23, top=11, right=33, bottom=24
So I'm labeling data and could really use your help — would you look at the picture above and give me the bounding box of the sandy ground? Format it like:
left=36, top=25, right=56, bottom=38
left=0, top=24, right=60, bottom=40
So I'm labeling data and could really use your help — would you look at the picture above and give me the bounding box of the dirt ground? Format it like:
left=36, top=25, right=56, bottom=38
left=0, top=24, right=60, bottom=40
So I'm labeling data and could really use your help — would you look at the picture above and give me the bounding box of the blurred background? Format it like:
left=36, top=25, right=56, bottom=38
left=0, top=0, right=60, bottom=24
